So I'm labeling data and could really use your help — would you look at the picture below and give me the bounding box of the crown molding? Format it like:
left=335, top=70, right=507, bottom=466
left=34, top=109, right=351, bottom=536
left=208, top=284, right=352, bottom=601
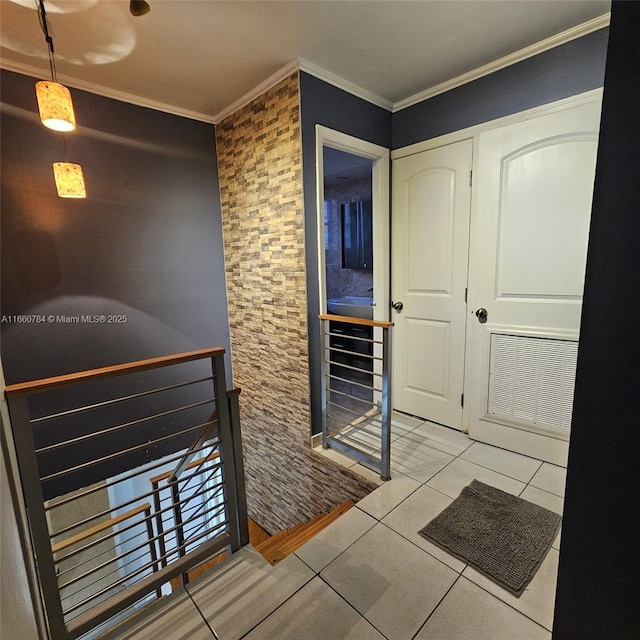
left=392, top=13, right=611, bottom=112
left=0, top=58, right=217, bottom=124
left=1, top=12, right=610, bottom=125
left=298, top=58, right=393, bottom=111
left=211, top=59, right=300, bottom=123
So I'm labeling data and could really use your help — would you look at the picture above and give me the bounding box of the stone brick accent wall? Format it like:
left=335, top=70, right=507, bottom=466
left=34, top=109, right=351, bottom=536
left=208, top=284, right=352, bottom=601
left=216, top=73, right=375, bottom=533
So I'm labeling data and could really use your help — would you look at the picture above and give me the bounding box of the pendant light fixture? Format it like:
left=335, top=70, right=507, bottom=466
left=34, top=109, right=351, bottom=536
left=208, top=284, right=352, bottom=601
left=35, top=0, right=76, bottom=132
left=52, top=162, right=86, bottom=199
left=35, top=0, right=86, bottom=198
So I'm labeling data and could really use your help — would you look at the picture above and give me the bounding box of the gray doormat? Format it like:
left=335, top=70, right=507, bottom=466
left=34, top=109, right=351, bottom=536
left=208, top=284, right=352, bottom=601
left=418, top=479, right=561, bottom=596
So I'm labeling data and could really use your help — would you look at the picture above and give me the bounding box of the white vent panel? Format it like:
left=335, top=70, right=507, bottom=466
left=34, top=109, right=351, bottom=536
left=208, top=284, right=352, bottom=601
left=489, top=334, right=578, bottom=432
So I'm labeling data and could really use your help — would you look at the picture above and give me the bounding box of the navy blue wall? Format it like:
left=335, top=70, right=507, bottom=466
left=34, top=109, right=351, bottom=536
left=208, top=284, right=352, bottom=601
left=300, top=71, right=392, bottom=433
left=392, top=27, right=609, bottom=149
left=1, top=69, right=231, bottom=496
left=1, top=70, right=230, bottom=383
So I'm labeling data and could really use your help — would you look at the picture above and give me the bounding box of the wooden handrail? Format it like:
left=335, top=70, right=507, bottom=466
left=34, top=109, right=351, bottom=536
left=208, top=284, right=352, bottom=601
left=163, top=387, right=241, bottom=484
left=4, top=348, right=225, bottom=397
left=150, top=452, right=220, bottom=486
left=51, top=503, right=151, bottom=554
left=319, top=314, right=394, bottom=328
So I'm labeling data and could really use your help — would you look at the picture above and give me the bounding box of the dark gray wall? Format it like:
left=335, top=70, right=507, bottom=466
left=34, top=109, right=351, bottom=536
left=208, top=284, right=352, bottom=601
left=392, top=27, right=609, bottom=149
left=553, top=3, right=640, bottom=638
left=299, top=71, right=392, bottom=434
left=1, top=69, right=231, bottom=496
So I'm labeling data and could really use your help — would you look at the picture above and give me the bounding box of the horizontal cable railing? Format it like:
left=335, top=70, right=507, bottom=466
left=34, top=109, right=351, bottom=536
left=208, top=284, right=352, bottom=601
left=4, top=349, right=248, bottom=640
left=319, top=314, right=394, bottom=480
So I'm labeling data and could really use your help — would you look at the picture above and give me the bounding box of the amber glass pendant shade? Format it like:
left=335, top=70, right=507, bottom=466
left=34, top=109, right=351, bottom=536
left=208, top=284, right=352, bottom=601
left=53, top=162, right=86, bottom=198
left=36, top=81, right=76, bottom=132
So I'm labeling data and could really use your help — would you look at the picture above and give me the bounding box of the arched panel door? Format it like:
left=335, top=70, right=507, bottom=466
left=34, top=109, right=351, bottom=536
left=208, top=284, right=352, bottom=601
left=465, top=97, right=601, bottom=464
left=391, top=139, right=473, bottom=428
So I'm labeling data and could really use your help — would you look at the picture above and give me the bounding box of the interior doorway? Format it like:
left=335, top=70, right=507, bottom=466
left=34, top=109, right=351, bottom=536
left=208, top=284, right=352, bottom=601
left=315, top=126, right=390, bottom=324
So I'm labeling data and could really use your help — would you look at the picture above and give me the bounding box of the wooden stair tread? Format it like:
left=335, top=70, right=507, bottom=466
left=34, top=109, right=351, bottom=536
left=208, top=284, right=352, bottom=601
left=254, top=519, right=313, bottom=555
left=267, top=501, right=354, bottom=563
left=248, top=518, right=271, bottom=547
left=257, top=500, right=355, bottom=565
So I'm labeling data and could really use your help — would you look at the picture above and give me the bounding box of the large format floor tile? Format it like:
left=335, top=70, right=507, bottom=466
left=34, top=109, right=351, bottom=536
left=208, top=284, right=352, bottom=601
left=409, top=421, right=473, bottom=457
left=382, top=484, right=466, bottom=573
left=104, top=424, right=568, bottom=640
left=244, top=577, right=386, bottom=640
left=389, top=411, right=424, bottom=434
left=321, top=523, right=458, bottom=640
left=295, top=506, right=377, bottom=573
left=520, top=485, right=564, bottom=515
left=519, top=485, right=563, bottom=550
left=530, top=463, right=567, bottom=497
left=463, top=547, right=560, bottom=631
left=390, top=435, right=455, bottom=483
left=414, top=577, right=551, bottom=640
left=187, top=549, right=314, bottom=640
left=426, top=457, right=526, bottom=499
left=331, top=420, right=386, bottom=455
left=356, top=473, right=421, bottom=520
left=461, top=441, right=542, bottom=482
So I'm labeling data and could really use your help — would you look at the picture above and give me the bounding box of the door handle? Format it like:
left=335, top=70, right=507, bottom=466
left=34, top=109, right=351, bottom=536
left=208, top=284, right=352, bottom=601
left=475, top=307, right=488, bottom=323
left=391, top=301, right=404, bottom=312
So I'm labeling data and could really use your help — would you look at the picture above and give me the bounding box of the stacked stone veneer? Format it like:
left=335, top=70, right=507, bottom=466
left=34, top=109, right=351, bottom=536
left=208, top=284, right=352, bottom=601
left=216, top=73, right=376, bottom=533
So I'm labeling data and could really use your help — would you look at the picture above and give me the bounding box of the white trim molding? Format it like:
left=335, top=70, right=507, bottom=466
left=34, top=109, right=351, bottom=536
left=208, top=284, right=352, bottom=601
left=212, top=59, right=300, bottom=123
left=392, top=13, right=610, bottom=112
left=0, top=58, right=219, bottom=124
left=315, top=125, right=391, bottom=323
left=1, top=13, right=609, bottom=125
left=299, top=59, right=393, bottom=111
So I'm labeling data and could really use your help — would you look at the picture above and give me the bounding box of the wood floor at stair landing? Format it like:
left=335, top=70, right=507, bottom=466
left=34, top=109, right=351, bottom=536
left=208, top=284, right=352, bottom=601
left=253, top=500, right=355, bottom=565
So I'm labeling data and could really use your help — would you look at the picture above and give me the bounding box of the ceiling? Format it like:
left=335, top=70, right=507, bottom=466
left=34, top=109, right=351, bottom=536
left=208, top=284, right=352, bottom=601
left=0, top=0, right=611, bottom=123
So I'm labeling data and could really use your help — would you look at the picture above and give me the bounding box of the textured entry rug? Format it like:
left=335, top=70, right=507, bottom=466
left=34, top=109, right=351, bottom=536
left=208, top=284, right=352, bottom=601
left=419, top=480, right=561, bottom=596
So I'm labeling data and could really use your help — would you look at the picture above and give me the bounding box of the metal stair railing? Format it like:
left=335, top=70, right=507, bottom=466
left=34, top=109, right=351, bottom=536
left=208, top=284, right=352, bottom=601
left=319, top=314, right=394, bottom=480
left=4, top=348, right=248, bottom=640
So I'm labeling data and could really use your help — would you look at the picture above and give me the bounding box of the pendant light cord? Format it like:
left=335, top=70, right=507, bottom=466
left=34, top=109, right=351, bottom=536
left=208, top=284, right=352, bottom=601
left=36, top=0, right=57, bottom=82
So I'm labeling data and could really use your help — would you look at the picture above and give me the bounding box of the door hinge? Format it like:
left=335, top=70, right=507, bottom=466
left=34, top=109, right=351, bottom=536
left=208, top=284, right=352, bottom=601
left=461, top=393, right=464, bottom=408
left=464, top=287, right=468, bottom=303
left=469, top=170, right=473, bottom=187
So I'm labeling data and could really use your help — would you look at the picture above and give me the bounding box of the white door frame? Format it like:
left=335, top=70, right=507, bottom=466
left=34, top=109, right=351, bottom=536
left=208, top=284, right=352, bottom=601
left=315, top=125, right=390, bottom=322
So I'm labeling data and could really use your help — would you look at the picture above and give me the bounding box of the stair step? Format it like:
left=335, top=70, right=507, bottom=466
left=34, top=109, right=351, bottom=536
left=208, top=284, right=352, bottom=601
left=257, top=500, right=355, bottom=565
left=254, top=520, right=311, bottom=555
left=248, top=518, right=271, bottom=547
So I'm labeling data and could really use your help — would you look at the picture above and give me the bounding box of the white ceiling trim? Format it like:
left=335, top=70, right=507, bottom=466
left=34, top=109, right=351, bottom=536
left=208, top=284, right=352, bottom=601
left=0, top=12, right=610, bottom=125
left=392, top=13, right=610, bottom=112
left=0, top=58, right=218, bottom=124
left=211, top=59, right=300, bottom=123
left=298, top=59, right=393, bottom=111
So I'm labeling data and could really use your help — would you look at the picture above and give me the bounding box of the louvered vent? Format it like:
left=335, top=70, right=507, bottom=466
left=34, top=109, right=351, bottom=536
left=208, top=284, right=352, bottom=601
left=488, top=334, right=578, bottom=432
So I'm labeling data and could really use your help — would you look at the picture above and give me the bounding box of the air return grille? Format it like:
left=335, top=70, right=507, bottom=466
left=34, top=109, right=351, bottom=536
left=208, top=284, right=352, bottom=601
left=488, top=334, right=578, bottom=431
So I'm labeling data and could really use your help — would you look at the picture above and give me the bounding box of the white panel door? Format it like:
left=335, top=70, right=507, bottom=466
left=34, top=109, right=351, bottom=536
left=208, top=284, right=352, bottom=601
left=392, top=139, right=472, bottom=428
left=465, top=98, right=601, bottom=463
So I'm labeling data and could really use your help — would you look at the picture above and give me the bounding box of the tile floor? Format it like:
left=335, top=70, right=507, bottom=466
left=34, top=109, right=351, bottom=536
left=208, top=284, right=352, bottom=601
left=104, top=412, right=566, bottom=640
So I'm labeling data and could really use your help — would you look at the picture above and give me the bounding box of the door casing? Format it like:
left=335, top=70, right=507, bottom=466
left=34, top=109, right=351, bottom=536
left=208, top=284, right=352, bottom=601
left=315, top=125, right=390, bottom=322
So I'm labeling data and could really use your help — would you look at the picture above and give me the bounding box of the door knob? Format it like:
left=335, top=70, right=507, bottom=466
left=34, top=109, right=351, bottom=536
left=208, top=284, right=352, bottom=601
left=391, top=301, right=404, bottom=312
left=475, top=307, right=488, bottom=323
